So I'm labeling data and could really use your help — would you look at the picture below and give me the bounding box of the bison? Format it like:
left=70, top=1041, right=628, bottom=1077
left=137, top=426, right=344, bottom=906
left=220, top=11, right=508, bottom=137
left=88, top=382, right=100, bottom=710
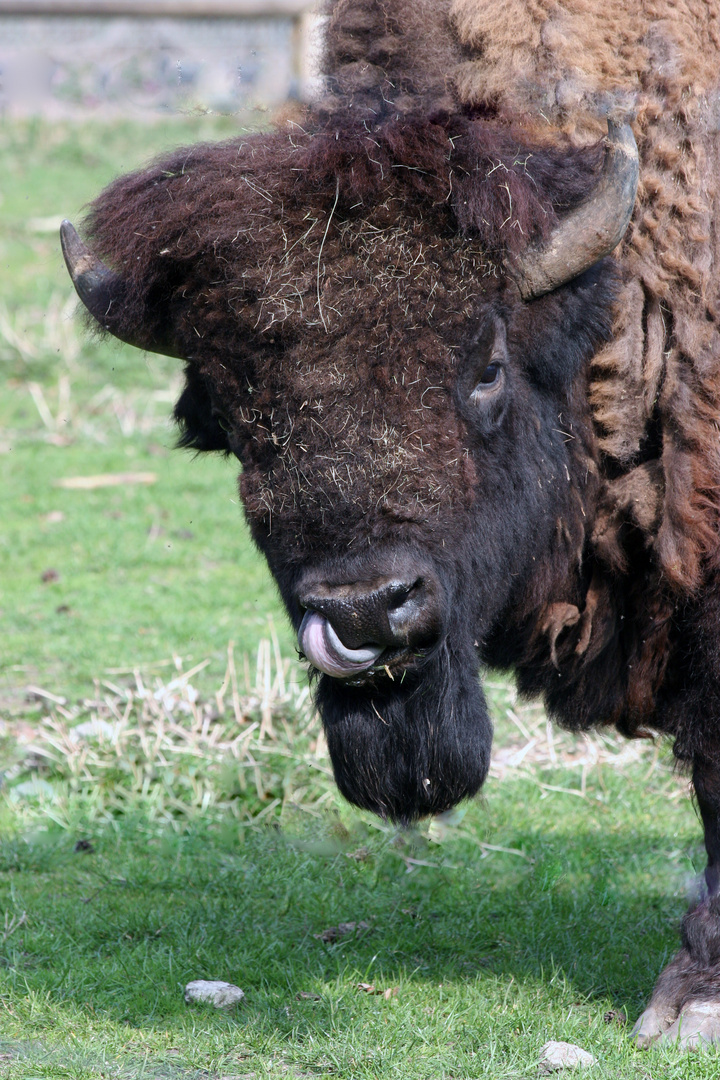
left=61, top=0, right=720, bottom=1048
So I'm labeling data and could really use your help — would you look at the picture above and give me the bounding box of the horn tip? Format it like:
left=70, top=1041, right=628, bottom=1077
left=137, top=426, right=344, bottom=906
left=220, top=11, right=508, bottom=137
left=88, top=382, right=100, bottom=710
left=605, top=116, right=639, bottom=164
left=59, top=218, right=77, bottom=245
left=60, top=219, right=87, bottom=276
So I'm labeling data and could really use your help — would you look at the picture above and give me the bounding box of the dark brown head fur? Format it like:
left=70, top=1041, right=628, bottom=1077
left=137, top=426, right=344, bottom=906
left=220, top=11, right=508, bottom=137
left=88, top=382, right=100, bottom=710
left=79, top=105, right=621, bottom=820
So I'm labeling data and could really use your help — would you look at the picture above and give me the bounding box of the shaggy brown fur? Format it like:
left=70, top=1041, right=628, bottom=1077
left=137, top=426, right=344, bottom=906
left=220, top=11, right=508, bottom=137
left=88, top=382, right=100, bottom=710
left=451, top=0, right=720, bottom=593
left=442, top=0, right=720, bottom=740
left=83, top=116, right=606, bottom=550
left=315, top=0, right=720, bottom=675
left=323, top=0, right=720, bottom=591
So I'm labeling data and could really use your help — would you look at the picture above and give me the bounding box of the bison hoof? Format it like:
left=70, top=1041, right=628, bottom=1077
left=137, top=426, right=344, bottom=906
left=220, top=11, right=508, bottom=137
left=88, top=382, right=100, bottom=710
left=632, top=1001, right=720, bottom=1050
left=631, top=1004, right=673, bottom=1048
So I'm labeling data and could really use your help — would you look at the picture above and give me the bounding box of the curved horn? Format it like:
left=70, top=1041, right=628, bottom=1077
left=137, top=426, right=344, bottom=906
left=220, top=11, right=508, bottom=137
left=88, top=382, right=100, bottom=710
left=511, top=118, right=639, bottom=301
left=60, top=220, right=181, bottom=358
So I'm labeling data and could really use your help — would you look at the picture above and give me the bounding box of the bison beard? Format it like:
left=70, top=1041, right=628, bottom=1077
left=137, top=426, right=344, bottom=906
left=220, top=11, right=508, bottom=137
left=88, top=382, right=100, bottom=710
left=317, top=637, right=491, bottom=823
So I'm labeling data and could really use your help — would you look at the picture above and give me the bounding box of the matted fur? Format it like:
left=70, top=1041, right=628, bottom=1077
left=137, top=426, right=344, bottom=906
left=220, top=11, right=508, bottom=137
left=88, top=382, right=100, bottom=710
left=444, top=0, right=720, bottom=744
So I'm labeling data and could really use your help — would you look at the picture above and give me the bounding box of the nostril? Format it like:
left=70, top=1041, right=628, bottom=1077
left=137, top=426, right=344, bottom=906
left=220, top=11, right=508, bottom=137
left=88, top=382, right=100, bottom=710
left=297, top=568, right=442, bottom=653
left=407, top=576, right=424, bottom=598
left=387, top=586, right=410, bottom=611
left=387, top=578, right=423, bottom=611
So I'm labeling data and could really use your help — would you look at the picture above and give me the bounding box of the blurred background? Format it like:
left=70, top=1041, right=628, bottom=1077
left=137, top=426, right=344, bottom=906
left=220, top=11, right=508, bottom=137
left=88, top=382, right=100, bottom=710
left=0, top=0, right=322, bottom=117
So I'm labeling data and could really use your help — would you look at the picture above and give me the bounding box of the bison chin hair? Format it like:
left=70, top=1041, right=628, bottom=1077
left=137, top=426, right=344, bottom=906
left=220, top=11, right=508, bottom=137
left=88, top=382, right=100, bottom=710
left=316, top=639, right=491, bottom=825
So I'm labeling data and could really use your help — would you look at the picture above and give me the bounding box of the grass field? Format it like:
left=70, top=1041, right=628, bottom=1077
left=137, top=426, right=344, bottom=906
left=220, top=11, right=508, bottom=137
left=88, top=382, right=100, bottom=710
left=1, top=117, right=718, bottom=1077
left=0, top=115, right=293, bottom=704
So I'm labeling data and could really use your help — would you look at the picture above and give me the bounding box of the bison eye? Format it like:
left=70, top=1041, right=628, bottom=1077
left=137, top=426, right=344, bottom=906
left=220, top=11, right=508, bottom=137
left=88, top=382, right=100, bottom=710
left=479, top=362, right=500, bottom=385
left=470, top=362, right=504, bottom=402
left=215, top=412, right=232, bottom=433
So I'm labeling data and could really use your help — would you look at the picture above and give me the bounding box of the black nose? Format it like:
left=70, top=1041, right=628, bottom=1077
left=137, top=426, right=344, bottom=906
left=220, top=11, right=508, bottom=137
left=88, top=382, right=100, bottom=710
left=297, top=572, right=443, bottom=650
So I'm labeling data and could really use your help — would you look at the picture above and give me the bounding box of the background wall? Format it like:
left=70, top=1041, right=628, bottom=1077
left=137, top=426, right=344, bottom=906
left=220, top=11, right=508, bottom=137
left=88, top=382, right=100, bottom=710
left=0, top=0, right=322, bottom=117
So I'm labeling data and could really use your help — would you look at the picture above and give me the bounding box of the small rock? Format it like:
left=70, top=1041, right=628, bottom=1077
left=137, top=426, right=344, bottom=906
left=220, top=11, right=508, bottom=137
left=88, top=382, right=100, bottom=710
left=184, top=979, right=245, bottom=1009
left=539, top=1041, right=596, bottom=1071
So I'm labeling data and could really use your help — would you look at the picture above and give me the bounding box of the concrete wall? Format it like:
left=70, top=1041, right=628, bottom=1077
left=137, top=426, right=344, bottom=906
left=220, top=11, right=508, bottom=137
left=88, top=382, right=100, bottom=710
left=0, top=2, right=322, bottom=117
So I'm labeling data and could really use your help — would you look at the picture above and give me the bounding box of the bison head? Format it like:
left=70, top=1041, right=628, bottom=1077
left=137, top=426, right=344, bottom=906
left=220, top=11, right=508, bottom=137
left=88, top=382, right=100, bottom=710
left=61, top=109, right=636, bottom=824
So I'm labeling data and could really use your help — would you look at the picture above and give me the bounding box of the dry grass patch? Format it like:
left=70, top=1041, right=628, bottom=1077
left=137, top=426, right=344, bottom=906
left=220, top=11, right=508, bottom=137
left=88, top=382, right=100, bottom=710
left=2, top=636, right=332, bottom=824
left=485, top=679, right=684, bottom=798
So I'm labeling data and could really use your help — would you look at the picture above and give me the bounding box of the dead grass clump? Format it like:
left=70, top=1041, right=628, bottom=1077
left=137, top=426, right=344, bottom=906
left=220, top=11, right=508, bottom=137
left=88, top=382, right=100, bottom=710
left=2, top=638, right=333, bottom=824
left=485, top=680, right=685, bottom=801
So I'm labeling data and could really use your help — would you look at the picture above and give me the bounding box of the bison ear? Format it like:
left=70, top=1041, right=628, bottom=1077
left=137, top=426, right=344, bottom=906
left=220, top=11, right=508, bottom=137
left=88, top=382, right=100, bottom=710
left=517, top=259, right=619, bottom=391
left=174, top=366, right=231, bottom=454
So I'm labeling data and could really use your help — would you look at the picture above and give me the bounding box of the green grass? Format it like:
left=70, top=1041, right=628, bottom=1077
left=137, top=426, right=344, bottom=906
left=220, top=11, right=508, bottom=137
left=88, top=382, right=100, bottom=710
left=1, top=117, right=718, bottom=1077
left=0, top=749, right=714, bottom=1079
left=1, top=668, right=712, bottom=1077
left=1, top=438, right=291, bottom=699
left=0, top=116, right=291, bottom=701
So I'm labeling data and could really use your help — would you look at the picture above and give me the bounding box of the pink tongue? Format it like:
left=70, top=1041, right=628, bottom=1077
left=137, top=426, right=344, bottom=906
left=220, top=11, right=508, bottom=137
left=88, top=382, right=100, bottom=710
left=299, top=611, right=384, bottom=678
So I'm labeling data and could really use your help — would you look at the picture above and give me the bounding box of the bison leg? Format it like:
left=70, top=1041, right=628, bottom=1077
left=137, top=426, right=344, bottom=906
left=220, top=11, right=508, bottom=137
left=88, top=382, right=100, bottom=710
left=633, top=761, right=720, bottom=1049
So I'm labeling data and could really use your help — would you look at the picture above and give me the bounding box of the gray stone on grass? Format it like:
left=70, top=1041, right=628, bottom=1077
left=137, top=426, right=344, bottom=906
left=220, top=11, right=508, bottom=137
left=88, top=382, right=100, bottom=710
left=184, top=979, right=245, bottom=1008
left=539, top=1041, right=596, bottom=1071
